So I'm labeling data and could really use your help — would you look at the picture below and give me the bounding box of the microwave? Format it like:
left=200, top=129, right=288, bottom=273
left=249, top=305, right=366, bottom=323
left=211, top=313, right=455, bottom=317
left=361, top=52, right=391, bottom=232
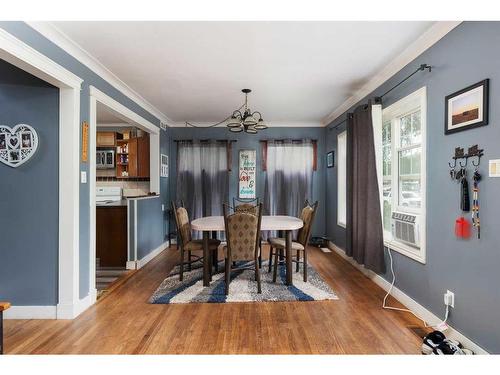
left=96, top=149, right=115, bottom=169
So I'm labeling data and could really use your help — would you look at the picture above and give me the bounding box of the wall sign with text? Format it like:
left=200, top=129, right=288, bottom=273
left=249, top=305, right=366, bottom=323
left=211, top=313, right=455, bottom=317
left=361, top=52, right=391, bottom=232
left=238, top=149, right=256, bottom=199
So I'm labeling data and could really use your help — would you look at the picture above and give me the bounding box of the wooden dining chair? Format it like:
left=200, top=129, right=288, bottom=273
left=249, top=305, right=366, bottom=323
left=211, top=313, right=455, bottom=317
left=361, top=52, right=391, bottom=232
left=223, top=203, right=263, bottom=295
left=171, top=201, right=221, bottom=281
left=233, top=198, right=262, bottom=268
left=268, top=200, right=318, bottom=282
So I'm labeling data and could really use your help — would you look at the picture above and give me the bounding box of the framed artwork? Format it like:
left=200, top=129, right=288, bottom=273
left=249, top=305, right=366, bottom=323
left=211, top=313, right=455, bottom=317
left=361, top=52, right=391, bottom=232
left=326, top=151, right=334, bottom=168
left=445, top=79, right=489, bottom=135
left=160, top=154, right=168, bottom=177
left=238, top=149, right=256, bottom=199
left=0, top=124, right=39, bottom=168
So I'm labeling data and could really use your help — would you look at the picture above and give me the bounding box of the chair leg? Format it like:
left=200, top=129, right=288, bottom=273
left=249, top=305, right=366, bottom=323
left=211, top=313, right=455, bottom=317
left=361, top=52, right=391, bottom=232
left=296, top=251, right=300, bottom=272
left=213, top=249, right=218, bottom=274
left=272, top=249, right=279, bottom=283
left=256, top=260, right=262, bottom=294
left=225, top=257, right=231, bottom=295
left=179, top=246, right=184, bottom=281
left=188, top=250, right=192, bottom=271
left=303, top=249, right=308, bottom=282
left=268, top=246, right=273, bottom=272
left=258, top=242, right=262, bottom=269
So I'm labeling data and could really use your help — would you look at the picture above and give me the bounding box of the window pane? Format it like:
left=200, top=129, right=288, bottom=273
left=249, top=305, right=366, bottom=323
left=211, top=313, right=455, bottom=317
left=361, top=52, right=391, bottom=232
left=411, top=111, right=421, bottom=145
left=400, top=115, right=412, bottom=147
left=383, top=145, right=391, bottom=177
left=398, top=147, right=421, bottom=209
left=337, top=131, right=347, bottom=226
left=383, top=179, right=392, bottom=232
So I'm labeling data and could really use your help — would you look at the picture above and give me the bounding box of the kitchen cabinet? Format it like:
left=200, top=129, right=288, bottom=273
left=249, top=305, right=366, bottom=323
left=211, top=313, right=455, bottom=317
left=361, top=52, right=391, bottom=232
left=97, top=131, right=116, bottom=147
left=117, top=135, right=149, bottom=178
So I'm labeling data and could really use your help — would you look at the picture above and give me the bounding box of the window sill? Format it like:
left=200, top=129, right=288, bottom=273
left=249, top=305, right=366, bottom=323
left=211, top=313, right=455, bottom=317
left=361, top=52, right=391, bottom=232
left=384, top=238, right=426, bottom=264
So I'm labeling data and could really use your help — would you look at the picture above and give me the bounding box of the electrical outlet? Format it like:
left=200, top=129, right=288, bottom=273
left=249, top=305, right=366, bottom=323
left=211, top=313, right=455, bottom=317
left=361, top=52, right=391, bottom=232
left=444, top=290, right=455, bottom=308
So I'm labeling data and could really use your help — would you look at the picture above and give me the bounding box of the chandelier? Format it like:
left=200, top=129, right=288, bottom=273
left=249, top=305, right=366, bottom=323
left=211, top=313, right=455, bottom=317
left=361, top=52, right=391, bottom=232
left=226, top=89, right=267, bottom=134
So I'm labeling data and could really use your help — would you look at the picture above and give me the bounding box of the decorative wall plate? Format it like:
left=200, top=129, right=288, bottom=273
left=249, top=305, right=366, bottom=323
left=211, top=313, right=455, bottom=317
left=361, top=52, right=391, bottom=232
left=0, top=124, right=39, bottom=168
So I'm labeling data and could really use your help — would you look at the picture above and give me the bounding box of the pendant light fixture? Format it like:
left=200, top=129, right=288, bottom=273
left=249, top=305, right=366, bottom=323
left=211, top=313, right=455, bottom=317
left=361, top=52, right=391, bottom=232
left=227, top=89, right=268, bottom=134
left=183, top=88, right=268, bottom=134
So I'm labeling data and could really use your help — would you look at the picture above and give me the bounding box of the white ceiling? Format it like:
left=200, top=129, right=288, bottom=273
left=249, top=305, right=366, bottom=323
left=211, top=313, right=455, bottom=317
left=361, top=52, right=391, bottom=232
left=54, top=21, right=434, bottom=125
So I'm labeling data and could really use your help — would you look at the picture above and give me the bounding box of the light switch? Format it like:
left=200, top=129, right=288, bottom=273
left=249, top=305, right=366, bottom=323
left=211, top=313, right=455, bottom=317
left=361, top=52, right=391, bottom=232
left=162, top=204, right=165, bottom=211
left=489, top=159, right=500, bottom=177
left=80, top=171, right=87, bottom=183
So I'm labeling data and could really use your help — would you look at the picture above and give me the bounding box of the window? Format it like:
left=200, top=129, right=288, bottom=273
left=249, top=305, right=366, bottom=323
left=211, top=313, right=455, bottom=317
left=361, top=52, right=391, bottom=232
left=264, top=140, right=314, bottom=220
left=379, top=87, right=426, bottom=263
left=337, top=131, right=347, bottom=227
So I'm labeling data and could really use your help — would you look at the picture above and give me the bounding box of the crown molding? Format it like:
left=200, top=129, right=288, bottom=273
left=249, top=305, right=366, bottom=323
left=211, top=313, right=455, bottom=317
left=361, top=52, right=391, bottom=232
left=26, top=21, right=173, bottom=125
left=322, top=21, right=462, bottom=126
left=169, top=121, right=323, bottom=128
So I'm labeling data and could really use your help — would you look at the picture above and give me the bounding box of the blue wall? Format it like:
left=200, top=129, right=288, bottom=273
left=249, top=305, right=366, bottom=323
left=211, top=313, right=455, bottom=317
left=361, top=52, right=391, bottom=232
left=326, top=21, right=500, bottom=353
left=168, top=127, right=327, bottom=237
left=0, top=59, right=60, bottom=305
left=0, top=22, right=169, bottom=302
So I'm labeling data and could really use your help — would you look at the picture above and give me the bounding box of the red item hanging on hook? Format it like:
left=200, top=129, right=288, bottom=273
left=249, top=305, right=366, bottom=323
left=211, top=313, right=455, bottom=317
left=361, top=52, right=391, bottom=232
left=455, top=216, right=471, bottom=239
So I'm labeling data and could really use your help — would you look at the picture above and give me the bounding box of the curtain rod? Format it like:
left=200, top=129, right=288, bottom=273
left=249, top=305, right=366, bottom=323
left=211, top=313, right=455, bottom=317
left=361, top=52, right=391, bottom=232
left=328, top=63, right=431, bottom=132
left=173, top=139, right=237, bottom=143
left=375, top=63, right=431, bottom=102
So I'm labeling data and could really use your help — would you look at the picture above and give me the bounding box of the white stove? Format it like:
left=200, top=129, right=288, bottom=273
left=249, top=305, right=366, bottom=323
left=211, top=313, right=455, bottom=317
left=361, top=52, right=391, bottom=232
left=96, top=186, right=122, bottom=204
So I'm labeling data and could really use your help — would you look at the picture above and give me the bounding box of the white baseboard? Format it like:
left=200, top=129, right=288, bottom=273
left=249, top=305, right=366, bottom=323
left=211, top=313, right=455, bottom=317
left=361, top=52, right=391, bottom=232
left=127, top=240, right=168, bottom=270
left=4, top=305, right=57, bottom=319
left=328, top=241, right=488, bottom=354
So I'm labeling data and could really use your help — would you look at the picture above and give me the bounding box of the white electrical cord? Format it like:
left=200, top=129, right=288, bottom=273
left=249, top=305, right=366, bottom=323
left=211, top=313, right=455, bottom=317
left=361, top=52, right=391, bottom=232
left=382, top=248, right=450, bottom=330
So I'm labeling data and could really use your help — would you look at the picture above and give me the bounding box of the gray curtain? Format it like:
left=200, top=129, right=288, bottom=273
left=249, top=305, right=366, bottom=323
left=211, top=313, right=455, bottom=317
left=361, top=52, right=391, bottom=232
left=264, top=139, right=314, bottom=239
left=176, top=141, right=228, bottom=238
left=346, top=103, right=386, bottom=273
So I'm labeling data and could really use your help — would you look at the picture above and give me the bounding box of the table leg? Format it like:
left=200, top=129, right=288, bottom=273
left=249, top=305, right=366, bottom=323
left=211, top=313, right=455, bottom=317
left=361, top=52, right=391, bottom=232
left=211, top=230, right=218, bottom=273
left=285, top=230, right=293, bottom=286
left=203, top=231, right=210, bottom=286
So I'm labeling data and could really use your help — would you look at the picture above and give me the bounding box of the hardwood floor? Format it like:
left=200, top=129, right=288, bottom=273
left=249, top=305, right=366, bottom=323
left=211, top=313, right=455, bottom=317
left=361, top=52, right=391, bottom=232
left=4, top=245, right=426, bottom=354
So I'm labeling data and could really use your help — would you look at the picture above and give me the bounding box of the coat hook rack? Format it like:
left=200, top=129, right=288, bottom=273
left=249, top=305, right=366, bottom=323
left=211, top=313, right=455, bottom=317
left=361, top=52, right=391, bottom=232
left=448, top=145, right=484, bottom=172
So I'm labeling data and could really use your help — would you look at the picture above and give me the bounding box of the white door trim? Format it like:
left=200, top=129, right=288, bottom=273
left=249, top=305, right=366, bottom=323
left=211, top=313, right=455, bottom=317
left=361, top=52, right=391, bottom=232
left=0, top=27, right=83, bottom=319
left=88, top=86, right=160, bottom=300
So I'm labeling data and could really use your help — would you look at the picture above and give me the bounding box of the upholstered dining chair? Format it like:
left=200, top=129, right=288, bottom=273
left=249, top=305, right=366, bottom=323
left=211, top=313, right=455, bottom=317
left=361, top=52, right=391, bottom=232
left=171, top=201, right=221, bottom=281
left=233, top=197, right=262, bottom=268
left=268, top=200, right=318, bottom=283
left=223, top=203, right=263, bottom=295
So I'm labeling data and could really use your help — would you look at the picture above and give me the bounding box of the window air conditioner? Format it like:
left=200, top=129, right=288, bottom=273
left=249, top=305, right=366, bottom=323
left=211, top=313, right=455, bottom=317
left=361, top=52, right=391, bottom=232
left=391, top=211, right=421, bottom=248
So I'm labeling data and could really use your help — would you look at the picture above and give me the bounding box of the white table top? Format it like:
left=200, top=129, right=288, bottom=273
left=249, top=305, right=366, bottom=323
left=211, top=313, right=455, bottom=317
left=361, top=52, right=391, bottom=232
left=191, top=215, right=303, bottom=231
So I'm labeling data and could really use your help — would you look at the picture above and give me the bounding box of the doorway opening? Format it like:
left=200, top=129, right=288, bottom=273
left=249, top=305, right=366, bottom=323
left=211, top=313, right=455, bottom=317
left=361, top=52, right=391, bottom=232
left=89, top=86, right=159, bottom=302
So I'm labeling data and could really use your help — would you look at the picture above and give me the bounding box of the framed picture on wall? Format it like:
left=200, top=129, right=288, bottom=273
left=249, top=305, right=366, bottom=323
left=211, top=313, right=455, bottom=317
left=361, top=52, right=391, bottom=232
left=445, top=79, right=489, bottom=135
left=160, top=154, right=168, bottom=177
left=326, top=151, right=334, bottom=168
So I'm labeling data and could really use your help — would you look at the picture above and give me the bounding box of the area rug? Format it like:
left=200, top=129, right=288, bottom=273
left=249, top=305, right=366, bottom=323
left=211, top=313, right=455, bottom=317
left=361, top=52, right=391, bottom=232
left=149, top=260, right=338, bottom=304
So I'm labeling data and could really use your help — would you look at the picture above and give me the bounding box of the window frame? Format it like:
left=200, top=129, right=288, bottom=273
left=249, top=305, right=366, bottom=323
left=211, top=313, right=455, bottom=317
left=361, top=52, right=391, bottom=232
left=337, top=130, right=347, bottom=228
left=379, top=87, right=427, bottom=264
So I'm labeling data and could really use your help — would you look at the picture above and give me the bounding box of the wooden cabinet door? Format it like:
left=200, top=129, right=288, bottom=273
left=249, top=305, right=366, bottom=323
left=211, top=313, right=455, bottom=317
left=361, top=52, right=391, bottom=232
left=97, top=132, right=116, bottom=147
left=137, top=136, right=150, bottom=178
left=128, top=138, right=138, bottom=177
left=96, top=207, right=128, bottom=267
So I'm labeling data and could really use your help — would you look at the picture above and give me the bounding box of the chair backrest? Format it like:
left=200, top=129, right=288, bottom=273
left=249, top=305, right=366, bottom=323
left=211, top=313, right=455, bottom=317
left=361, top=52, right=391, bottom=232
left=171, top=201, right=191, bottom=247
left=223, top=203, right=263, bottom=261
left=234, top=202, right=259, bottom=215
left=297, top=200, right=319, bottom=246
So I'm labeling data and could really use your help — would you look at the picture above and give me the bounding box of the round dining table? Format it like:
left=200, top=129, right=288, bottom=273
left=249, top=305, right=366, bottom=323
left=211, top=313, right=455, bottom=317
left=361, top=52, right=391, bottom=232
left=191, top=215, right=303, bottom=287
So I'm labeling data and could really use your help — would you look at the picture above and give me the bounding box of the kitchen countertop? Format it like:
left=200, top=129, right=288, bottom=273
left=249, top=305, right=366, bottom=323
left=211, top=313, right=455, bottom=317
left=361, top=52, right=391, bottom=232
left=96, top=199, right=128, bottom=207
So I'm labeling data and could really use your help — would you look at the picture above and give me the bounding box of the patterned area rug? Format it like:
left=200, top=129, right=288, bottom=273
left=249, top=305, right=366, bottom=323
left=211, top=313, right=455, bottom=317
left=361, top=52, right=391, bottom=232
left=150, top=260, right=338, bottom=304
